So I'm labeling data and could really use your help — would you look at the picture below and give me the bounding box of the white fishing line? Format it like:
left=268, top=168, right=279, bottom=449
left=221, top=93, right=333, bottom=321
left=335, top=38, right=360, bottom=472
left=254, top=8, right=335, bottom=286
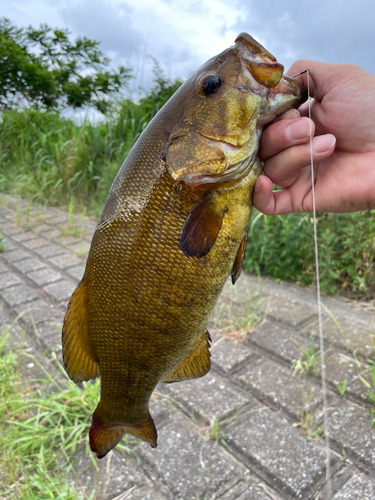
left=306, top=70, right=332, bottom=499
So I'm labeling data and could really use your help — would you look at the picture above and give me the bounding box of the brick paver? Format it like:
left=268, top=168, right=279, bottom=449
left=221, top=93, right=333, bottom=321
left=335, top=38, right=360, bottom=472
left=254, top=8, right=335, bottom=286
left=0, top=193, right=375, bottom=500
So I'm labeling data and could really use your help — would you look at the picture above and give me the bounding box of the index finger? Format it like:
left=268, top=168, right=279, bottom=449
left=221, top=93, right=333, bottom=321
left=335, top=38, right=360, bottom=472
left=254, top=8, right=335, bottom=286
left=259, top=116, right=314, bottom=161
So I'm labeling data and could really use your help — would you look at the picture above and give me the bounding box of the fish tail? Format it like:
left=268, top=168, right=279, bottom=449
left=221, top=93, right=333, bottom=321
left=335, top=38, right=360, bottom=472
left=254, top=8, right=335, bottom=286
left=89, top=412, right=157, bottom=459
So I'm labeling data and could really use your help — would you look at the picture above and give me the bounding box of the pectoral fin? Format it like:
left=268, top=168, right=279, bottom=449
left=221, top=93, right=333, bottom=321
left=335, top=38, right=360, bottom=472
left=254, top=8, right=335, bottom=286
left=231, top=232, right=248, bottom=284
left=179, top=194, right=226, bottom=258
left=162, top=329, right=211, bottom=383
left=62, top=280, right=100, bottom=382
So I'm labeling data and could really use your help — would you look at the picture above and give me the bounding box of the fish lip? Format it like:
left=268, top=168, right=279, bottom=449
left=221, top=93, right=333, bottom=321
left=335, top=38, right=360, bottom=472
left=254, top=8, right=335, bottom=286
left=174, top=148, right=258, bottom=189
left=197, top=131, right=242, bottom=150
left=234, top=33, right=307, bottom=107
left=268, top=75, right=308, bottom=106
left=169, top=131, right=257, bottom=188
left=235, top=33, right=284, bottom=89
left=235, top=32, right=277, bottom=62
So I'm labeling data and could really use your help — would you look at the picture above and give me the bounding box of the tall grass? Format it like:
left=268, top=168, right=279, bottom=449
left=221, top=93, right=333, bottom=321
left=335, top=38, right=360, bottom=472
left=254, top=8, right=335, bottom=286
left=244, top=209, right=375, bottom=300
left=0, top=73, right=182, bottom=215
left=0, top=326, right=135, bottom=499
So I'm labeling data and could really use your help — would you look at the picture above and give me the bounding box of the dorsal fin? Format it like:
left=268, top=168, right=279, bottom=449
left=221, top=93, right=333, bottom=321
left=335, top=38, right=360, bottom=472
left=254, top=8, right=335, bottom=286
left=231, top=232, right=248, bottom=284
left=179, top=194, right=226, bottom=258
left=62, top=280, right=100, bottom=382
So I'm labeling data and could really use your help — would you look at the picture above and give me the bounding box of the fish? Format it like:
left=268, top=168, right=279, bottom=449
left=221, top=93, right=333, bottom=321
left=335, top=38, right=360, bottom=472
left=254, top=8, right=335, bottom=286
left=62, top=33, right=307, bottom=459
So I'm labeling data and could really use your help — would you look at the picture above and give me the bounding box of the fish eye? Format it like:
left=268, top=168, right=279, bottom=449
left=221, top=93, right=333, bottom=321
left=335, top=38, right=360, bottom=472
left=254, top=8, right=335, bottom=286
left=201, top=75, right=221, bottom=95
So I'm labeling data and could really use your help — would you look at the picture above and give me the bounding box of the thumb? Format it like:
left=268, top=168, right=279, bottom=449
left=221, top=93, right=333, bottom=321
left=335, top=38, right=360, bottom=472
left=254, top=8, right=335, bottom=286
left=286, top=60, right=345, bottom=102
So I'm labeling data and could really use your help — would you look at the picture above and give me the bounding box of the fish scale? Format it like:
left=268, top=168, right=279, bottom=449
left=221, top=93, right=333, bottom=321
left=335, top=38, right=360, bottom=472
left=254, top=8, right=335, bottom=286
left=62, top=32, right=307, bottom=458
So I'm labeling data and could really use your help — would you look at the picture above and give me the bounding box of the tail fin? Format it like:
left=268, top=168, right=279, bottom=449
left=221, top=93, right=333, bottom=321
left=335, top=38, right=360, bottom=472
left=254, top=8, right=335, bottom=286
left=89, top=412, right=157, bottom=459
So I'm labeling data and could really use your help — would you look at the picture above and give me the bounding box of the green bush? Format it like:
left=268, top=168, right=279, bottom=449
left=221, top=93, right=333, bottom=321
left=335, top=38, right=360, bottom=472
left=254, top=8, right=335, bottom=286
left=0, top=72, right=181, bottom=214
left=244, top=209, right=375, bottom=299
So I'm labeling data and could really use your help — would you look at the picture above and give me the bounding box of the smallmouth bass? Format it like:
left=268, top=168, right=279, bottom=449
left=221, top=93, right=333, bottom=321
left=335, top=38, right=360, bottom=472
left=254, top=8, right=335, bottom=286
left=62, top=33, right=307, bottom=458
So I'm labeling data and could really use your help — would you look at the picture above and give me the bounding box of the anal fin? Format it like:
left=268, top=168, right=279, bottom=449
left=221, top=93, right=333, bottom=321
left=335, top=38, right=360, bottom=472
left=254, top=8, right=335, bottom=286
left=62, top=280, right=100, bottom=382
left=231, top=232, right=248, bottom=285
left=179, top=194, right=226, bottom=258
left=162, top=329, right=211, bottom=383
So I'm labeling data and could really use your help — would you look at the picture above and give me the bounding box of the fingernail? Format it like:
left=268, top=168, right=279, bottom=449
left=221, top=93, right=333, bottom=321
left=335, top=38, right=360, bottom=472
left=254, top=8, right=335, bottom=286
left=254, top=176, right=263, bottom=193
left=283, top=109, right=300, bottom=120
left=312, top=134, right=336, bottom=153
left=275, top=109, right=300, bottom=122
left=286, top=118, right=311, bottom=141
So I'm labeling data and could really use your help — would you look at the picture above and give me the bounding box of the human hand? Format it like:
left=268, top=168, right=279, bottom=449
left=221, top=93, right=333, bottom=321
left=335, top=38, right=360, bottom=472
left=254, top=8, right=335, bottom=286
left=254, top=61, right=375, bottom=214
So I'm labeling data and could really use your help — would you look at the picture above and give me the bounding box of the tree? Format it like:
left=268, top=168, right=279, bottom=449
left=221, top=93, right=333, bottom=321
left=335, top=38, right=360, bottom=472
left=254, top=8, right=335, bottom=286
left=138, top=58, right=182, bottom=117
left=0, top=18, right=132, bottom=113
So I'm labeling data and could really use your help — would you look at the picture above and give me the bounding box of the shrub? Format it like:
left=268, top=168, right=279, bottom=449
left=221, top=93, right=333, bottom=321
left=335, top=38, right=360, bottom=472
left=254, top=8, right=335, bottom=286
left=244, top=209, right=375, bottom=299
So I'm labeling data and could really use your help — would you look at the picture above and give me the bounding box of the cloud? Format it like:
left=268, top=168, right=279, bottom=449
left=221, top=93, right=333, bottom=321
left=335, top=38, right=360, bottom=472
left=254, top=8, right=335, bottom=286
left=2, top=0, right=374, bottom=98
left=60, top=0, right=202, bottom=91
left=232, top=0, right=375, bottom=75
left=61, top=0, right=142, bottom=57
left=2, top=0, right=68, bottom=30
left=60, top=0, right=250, bottom=85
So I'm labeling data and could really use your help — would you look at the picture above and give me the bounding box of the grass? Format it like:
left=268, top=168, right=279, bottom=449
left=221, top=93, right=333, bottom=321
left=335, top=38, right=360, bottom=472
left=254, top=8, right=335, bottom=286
left=0, top=324, right=135, bottom=499
left=210, top=277, right=264, bottom=341
left=336, top=380, right=348, bottom=396
left=0, top=71, right=182, bottom=217
left=291, top=339, right=322, bottom=376
left=359, top=362, right=375, bottom=426
left=211, top=297, right=263, bottom=341
left=292, top=407, right=324, bottom=439
left=207, top=415, right=226, bottom=444
left=244, top=208, right=375, bottom=300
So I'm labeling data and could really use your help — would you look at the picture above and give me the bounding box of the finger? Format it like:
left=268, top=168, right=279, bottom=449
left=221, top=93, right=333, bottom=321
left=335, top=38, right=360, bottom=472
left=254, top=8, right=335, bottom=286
left=286, top=60, right=350, bottom=102
left=297, top=100, right=312, bottom=118
left=253, top=176, right=295, bottom=215
left=263, top=108, right=300, bottom=130
left=253, top=175, right=278, bottom=215
left=259, top=117, right=315, bottom=161
left=274, top=108, right=300, bottom=122
left=296, top=100, right=332, bottom=138
left=263, top=134, right=336, bottom=187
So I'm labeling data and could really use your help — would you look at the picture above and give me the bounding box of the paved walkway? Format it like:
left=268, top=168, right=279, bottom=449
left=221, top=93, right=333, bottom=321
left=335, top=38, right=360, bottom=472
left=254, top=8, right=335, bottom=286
left=1, top=194, right=375, bottom=500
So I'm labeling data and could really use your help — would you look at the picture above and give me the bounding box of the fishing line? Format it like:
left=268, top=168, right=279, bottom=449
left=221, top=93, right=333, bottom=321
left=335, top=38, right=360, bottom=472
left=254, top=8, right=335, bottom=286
left=306, top=69, right=332, bottom=499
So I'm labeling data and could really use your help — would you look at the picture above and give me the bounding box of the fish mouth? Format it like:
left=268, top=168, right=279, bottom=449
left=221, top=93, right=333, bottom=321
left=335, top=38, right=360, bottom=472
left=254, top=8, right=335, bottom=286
left=235, top=33, right=284, bottom=90
left=171, top=130, right=260, bottom=189
left=234, top=33, right=308, bottom=120
left=268, top=75, right=308, bottom=107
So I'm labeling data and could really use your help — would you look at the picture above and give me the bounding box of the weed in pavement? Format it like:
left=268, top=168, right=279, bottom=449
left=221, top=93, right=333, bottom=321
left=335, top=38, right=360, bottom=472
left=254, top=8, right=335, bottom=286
left=359, top=362, right=375, bottom=426
left=292, top=407, right=324, bottom=439
left=210, top=276, right=263, bottom=341
left=291, top=340, right=322, bottom=376
left=336, top=380, right=348, bottom=397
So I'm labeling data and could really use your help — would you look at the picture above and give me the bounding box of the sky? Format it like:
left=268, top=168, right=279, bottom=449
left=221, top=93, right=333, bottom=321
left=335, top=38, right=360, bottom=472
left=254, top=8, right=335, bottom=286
left=3, top=0, right=375, bottom=97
